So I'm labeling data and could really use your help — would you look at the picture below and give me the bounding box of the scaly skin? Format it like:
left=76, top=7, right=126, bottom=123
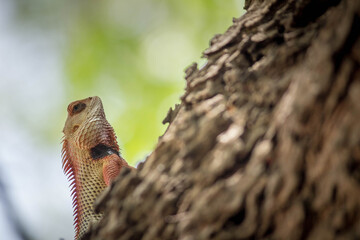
left=61, top=96, right=131, bottom=240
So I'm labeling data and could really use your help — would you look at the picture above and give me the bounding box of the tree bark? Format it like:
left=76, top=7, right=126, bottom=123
left=88, top=0, right=360, bottom=239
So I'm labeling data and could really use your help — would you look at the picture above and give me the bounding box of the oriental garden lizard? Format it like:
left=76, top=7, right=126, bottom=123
left=61, top=96, right=133, bottom=240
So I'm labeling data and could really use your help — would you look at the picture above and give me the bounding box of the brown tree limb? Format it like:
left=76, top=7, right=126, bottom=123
left=88, top=0, right=360, bottom=239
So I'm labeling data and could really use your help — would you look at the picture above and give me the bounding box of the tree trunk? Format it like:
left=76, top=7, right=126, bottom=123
left=87, top=0, right=360, bottom=239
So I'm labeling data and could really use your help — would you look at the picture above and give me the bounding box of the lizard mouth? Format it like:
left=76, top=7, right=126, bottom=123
left=90, top=144, right=119, bottom=160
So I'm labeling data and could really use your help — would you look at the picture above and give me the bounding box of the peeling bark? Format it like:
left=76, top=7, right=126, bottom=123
left=87, top=0, right=360, bottom=239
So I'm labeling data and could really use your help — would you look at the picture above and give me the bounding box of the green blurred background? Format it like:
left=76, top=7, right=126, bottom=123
left=12, top=0, right=245, bottom=164
left=0, top=0, right=244, bottom=239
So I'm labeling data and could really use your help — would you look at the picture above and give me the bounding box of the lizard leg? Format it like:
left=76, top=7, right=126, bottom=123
left=102, top=154, right=125, bottom=186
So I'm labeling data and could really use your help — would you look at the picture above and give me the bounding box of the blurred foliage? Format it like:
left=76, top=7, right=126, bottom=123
left=14, top=0, right=245, bottom=164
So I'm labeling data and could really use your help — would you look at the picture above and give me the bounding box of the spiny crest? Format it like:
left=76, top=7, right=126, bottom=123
left=61, top=139, right=81, bottom=238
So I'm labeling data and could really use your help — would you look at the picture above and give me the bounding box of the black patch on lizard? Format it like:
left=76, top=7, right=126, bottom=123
left=90, top=144, right=119, bottom=160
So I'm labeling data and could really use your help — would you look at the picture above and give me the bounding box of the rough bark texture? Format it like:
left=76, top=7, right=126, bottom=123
left=88, top=0, right=360, bottom=239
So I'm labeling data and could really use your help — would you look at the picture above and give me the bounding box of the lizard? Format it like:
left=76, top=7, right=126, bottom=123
left=61, top=96, right=132, bottom=240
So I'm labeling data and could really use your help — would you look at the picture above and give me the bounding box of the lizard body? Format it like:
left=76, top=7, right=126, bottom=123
left=61, top=96, right=131, bottom=239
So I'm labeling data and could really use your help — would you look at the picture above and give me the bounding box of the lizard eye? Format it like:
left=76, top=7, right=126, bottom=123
left=71, top=103, right=86, bottom=115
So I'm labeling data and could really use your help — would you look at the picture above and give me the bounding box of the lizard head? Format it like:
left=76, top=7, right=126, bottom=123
left=63, top=96, right=98, bottom=136
left=63, top=96, right=118, bottom=150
